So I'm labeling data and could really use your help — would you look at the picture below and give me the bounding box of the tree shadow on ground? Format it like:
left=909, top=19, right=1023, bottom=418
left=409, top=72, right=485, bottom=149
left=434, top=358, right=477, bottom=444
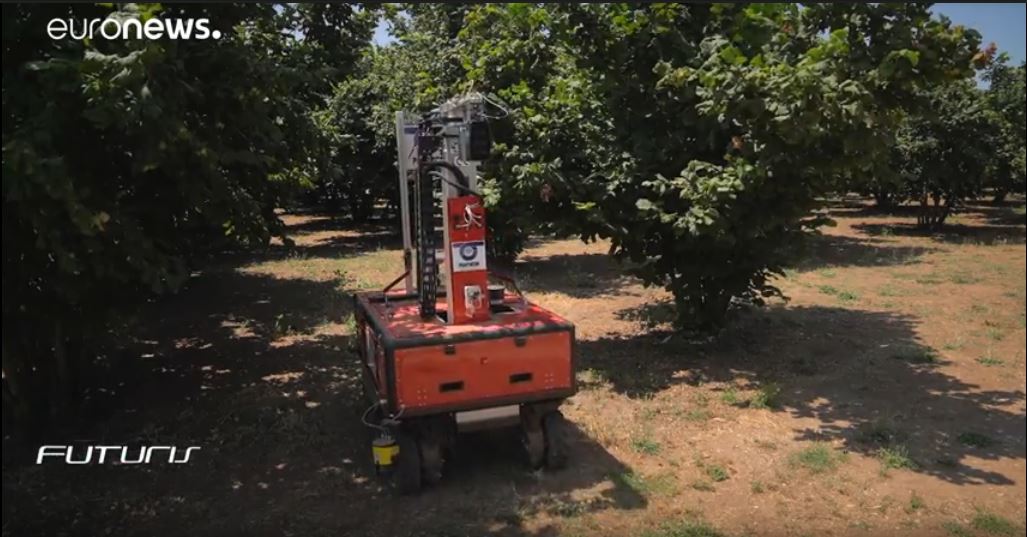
left=841, top=199, right=1026, bottom=246
left=280, top=214, right=396, bottom=235
left=3, top=263, right=641, bottom=537
left=854, top=221, right=1026, bottom=245
left=789, top=233, right=938, bottom=271
left=974, top=201, right=1027, bottom=228
left=276, top=219, right=402, bottom=259
left=194, top=216, right=403, bottom=275
left=823, top=201, right=924, bottom=219
left=582, top=303, right=1025, bottom=486
left=820, top=198, right=1026, bottom=246
left=515, top=253, right=634, bottom=298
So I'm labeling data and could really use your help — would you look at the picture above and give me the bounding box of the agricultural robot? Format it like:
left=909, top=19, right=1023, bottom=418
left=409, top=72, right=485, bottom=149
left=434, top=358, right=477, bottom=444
left=352, top=93, right=576, bottom=493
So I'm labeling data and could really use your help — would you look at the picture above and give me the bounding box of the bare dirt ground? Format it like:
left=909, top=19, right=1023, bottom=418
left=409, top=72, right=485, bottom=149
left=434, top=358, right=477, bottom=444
left=4, top=198, right=1026, bottom=537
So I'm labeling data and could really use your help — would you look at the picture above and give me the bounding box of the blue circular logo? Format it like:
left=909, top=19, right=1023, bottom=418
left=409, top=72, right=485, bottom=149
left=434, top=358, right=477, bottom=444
left=459, top=243, right=479, bottom=260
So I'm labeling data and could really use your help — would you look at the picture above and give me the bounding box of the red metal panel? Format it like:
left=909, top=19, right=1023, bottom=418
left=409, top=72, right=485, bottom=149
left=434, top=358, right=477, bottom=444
left=394, top=331, right=573, bottom=411
left=446, top=195, right=489, bottom=324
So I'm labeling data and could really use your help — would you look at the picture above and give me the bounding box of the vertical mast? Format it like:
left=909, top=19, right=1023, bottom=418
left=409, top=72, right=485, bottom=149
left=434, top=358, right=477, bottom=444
left=394, top=112, right=416, bottom=293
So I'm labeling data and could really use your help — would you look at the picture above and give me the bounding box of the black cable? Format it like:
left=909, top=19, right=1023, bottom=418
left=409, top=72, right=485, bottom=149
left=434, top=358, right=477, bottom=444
left=425, top=161, right=467, bottom=186
left=421, top=161, right=475, bottom=194
left=428, top=171, right=480, bottom=197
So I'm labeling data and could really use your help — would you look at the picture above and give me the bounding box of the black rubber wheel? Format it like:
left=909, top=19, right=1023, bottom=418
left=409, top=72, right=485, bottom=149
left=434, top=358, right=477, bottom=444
left=542, top=411, right=569, bottom=470
left=395, top=428, right=422, bottom=494
left=420, top=437, right=444, bottom=485
left=522, top=426, right=546, bottom=470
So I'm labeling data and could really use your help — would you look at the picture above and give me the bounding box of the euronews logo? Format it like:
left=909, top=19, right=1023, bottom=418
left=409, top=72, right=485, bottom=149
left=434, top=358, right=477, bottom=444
left=47, top=16, right=222, bottom=41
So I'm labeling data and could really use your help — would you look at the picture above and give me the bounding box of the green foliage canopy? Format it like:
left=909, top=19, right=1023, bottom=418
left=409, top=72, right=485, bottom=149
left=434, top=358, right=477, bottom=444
left=983, top=55, right=1027, bottom=201
left=2, top=3, right=372, bottom=423
left=453, top=3, right=981, bottom=328
left=892, top=80, right=1002, bottom=228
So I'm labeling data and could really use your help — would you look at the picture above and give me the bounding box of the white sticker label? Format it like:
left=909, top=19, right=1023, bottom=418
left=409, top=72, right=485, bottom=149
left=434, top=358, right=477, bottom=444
left=451, top=240, right=486, bottom=273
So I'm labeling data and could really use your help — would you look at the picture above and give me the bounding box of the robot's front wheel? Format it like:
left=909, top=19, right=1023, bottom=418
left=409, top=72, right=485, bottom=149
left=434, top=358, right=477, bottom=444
left=394, top=428, right=422, bottom=494
left=419, top=436, right=444, bottom=486
left=522, top=407, right=569, bottom=470
left=542, top=411, right=569, bottom=470
left=522, top=425, right=546, bottom=469
left=394, top=423, right=447, bottom=493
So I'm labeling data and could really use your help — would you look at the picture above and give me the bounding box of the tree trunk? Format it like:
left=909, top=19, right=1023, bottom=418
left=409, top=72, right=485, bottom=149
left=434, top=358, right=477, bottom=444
left=50, top=321, right=79, bottom=420
left=873, top=189, right=894, bottom=210
left=918, top=194, right=950, bottom=230
left=2, top=319, right=81, bottom=434
left=2, top=337, right=34, bottom=429
left=916, top=189, right=929, bottom=227
left=2, top=339, right=47, bottom=436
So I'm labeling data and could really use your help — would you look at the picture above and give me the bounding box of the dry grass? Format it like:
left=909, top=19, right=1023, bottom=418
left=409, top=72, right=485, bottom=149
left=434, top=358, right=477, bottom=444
left=4, top=200, right=1025, bottom=537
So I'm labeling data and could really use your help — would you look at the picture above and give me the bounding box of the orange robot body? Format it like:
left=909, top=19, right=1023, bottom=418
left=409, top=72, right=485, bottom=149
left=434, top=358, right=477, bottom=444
left=354, top=291, right=575, bottom=417
left=357, top=97, right=575, bottom=492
